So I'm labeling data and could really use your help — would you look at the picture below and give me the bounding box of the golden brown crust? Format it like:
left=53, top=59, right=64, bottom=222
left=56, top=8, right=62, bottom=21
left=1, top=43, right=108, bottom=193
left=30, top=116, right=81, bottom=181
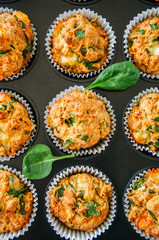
left=0, top=11, right=34, bottom=80
left=128, top=16, right=159, bottom=75
left=47, top=90, right=111, bottom=151
left=0, top=169, right=33, bottom=233
left=0, top=92, right=34, bottom=156
left=49, top=173, right=112, bottom=232
left=51, top=13, right=108, bottom=74
left=128, top=168, right=159, bottom=238
left=128, top=93, right=159, bottom=152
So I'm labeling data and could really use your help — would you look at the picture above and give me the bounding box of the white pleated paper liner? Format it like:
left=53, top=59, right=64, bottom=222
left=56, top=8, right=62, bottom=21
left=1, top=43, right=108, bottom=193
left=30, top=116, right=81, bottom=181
left=0, top=164, right=38, bottom=240
left=0, top=7, right=38, bottom=82
left=123, top=7, right=159, bottom=82
left=45, top=165, right=117, bottom=240
left=0, top=88, right=38, bottom=162
left=45, top=8, right=116, bottom=82
left=123, top=87, right=159, bottom=161
left=44, top=85, right=116, bottom=157
left=62, top=0, right=100, bottom=5
left=123, top=166, right=159, bottom=240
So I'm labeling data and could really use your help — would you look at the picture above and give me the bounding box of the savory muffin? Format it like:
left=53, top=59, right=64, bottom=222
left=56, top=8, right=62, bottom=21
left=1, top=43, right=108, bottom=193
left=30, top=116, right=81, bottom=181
left=49, top=173, right=113, bottom=232
left=47, top=90, right=111, bottom=151
left=128, top=168, right=159, bottom=238
left=128, top=16, right=159, bottom=75
left=51, top=12, right=108, bottom=74
left=128, top=92, right=159, bottom=152
left=0, top=169, right=33, bottom=233
left=0, top=92, right=34, bottom=156
left=0, top=11, right=34, bottom=80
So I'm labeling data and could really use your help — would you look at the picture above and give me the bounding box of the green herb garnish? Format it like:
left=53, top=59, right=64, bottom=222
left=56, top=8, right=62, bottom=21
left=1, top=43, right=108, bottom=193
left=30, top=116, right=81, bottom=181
left=136, top=29, right=145, bottom=35
left=147, top=209, right=157, bottom=221
left=81, top=135, right=89, bottom=142
left=85, top=201, right=99, bottom=217
left=128, top=37, right=137, bottom=48
left=130, top=199, right=136, bottom=206
left=19, top=20, right=25, bottom=29
left=75, top=29, right=85, bottom=39
left=133, top=177, right=146, bottom=191
left=145, top=48, right=152, bottom=56
left=18, top=194, right=26, bottom=215
left=106, top=121, right=109, bottom=127
left=70, top=183, right=75, bottom=190
left=150, top=24, right=158, bottom=30
left=152, top=37, right=159, bottom=42
left=65, top=117, right=76, bottom=127
left=7, top=187, right=28, bottom=197
left=0, top=50, right=11, bottom=54
left=153, top=117, right=159, bottom=122
left=80, top=47, right=87, bottom=56
left=22, top=35, right=32, bottom=59
left=22, top=144, right=75, bottom=180
left=64, top=140, right=73, bottom=148
left=55, top=187, right=65, bottom=197
left=148, top=189, right=155, bottom=194
left=85, top=61, right=140, bottom=91
left=146, top=126, right=152, bottom=131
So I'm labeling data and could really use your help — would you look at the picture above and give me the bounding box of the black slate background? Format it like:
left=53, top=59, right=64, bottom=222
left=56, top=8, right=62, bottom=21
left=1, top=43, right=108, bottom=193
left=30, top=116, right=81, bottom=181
left=0, top=0, right=159, bottom=239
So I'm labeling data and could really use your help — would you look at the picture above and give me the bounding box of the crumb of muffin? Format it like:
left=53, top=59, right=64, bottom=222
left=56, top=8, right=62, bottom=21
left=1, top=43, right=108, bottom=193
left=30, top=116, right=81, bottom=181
left=0, top=11, right=34, bottom=80
left=0, top=92, right=34, bottom=156
left=128, top=168, right=159, bottom=238
left=51, top=13, right=108, bottom=74
left=0, top=169, right=33, bottom=233
left=128, top=16, right=159, bottom=75
left=47, top=90, right=111, bottom=151
left=128, top=92, right=159, bottom=152
left=49, top=173, right=112, bottom=232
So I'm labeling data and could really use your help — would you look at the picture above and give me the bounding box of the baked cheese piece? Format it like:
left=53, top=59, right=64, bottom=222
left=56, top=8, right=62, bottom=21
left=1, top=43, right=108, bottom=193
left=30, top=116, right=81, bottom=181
left=0, top=11, right=34, bottom=80
left=128, top=16, right=159, bottom=75
left=49, top=173, right=112, bottom=232
left=0, top=92, right=34, bottom=156
left=128, top=93, right=159, bottom=152
left=128, top=169, right=159, bottom=238
left=47, top=90, right=111, bottom=151
left=0, top=169, right=33, bottom=233
left=51, top=13, right=108, bottom=74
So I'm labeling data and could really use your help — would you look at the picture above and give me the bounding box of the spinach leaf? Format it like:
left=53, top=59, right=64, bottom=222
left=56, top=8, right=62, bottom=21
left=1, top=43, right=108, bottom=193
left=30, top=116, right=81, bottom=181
left=64, top=140, right=73, bottom=148
left=136, top=29, right=145, bottom=35
left=149, top=140, right=159, bottom=148
left=133, top=177, right=146, bottom=190
left=70, top=183, right=75, bottom=190
left=85, top=201, right=99, bottom=217
left=146, top=126, right=152, bottom=131
left=75, top=29, right=85, bottom=39
left=150, top=24, right=158, bottom=30
left=128, top=37, right=137, bottom=48
left=80, top=47, right=87, bottom=56
left=84, top=60, right=97, bottom=71
left=85, top=61, right=140, bottom=91
left=155, top=125, right=159, bottom=133
left=7, top=187, right=28, bottom=197
left=22, top=144, right=75, bottom=180
left=0, top=50, right=11, bottom=54
left=145, top=48, right=152, bottom=56
left=152, top=37, right=159, bottom=42
left=147, top=209, right=157, bottom=221
left=19, top=20, right=25, bottom=29
left=18, top=194, right=26, bottom=215
left=55, top=187, right=65, bottom=197
left=81, top=135, right=89, bottom=142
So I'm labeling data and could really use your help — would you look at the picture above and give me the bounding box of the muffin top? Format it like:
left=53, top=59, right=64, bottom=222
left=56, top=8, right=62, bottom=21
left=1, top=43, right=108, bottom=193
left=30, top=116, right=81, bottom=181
left=51, top=13, right=108, bottom=74
left=0, top=11, right=33, bottom=80
left=0, top=169, right=33, bottom=233
left=47, top=90, right=111, bottom=151
left=49, top=173, right=112, bottom=232
left=128, top=168, right=159, bottom=238
left=128, top=92, right=159, bottom=152
left=128, top=16, right=159, bottom=75
left=0, top=92, right=34, bottom=156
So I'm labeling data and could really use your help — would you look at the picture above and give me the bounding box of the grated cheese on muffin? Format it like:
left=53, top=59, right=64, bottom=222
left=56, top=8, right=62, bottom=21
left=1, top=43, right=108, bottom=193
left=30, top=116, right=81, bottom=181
left=0, top=169, right=33, bottom=233
left=128, top=16, right=159, bottom=75
left=49, top=173, right=112, bottom=232
left=0, top=92, right=34, bottom=156
left=47, top=90, right=111, bottom=151
left=0, top=11, right=33, bottom=80
left=128, top=92, right=159, bottom=152
left=51, top=13, right=108, bottom=74
left=128, top=168, right=159, bottom=238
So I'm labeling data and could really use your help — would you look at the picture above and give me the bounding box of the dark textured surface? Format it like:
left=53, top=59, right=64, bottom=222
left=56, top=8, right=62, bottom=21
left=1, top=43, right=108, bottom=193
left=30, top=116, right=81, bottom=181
left=0, top=0, right=159, bottom=239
